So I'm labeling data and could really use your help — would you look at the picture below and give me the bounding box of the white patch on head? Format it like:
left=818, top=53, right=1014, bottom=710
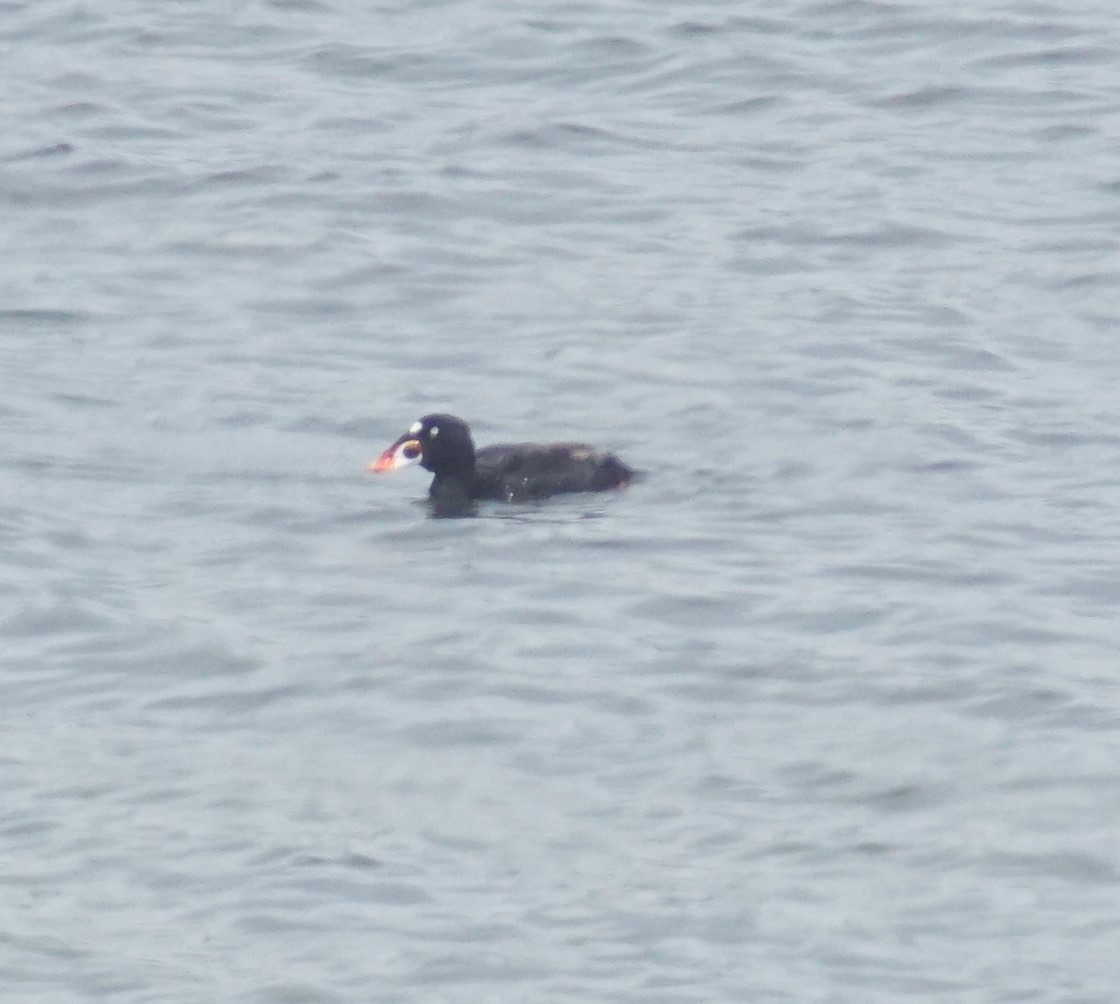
left=429, top=425, right=439, bottom=438
left=409, top=420, right=423, bottom=435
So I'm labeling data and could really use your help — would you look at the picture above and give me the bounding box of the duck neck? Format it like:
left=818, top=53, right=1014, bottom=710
left=428, top=471, right=476, bottom=516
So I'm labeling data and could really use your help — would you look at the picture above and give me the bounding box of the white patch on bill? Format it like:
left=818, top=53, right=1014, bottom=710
left=393, top=440, right=422, bottom=468
left=409, top=420, right=423, bottom=435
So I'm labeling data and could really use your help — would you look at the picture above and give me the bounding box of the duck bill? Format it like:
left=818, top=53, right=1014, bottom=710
left=368, top=436, right=421, bottom=473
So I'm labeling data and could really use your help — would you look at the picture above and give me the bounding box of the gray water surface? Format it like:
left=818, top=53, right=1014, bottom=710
left=4, top=2, right=1120, bottom=1001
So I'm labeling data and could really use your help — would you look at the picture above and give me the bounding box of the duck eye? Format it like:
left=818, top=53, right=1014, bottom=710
left=429, top=425, right=439, bottom=438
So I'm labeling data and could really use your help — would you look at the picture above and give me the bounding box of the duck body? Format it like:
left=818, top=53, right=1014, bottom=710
left=371, top=414, right=634, bottom=508
left=471, top=442, right=634, bottom=501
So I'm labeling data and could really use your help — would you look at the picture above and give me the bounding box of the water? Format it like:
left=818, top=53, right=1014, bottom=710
left=4, top=1, right=1120, bottom=1000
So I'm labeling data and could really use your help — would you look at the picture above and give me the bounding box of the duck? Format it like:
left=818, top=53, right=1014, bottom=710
left=370, top=413, right=634, bottom=509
